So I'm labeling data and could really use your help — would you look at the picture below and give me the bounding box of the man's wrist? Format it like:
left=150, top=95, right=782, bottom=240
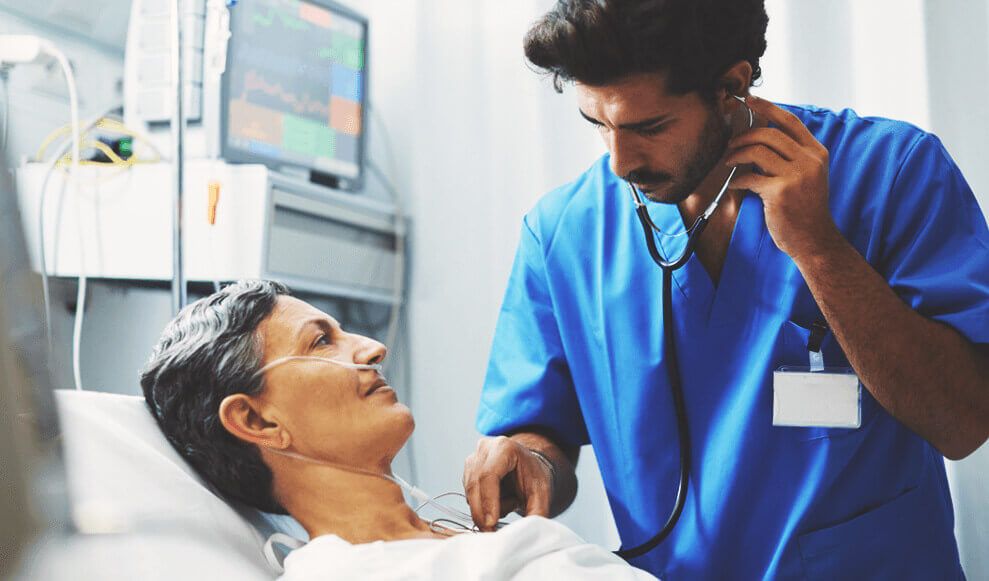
left=528, top=448, right=557, bottom=494
left=787, top=220, right=849, bottom=266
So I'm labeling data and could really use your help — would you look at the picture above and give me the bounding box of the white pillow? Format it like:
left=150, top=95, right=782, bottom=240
left=48, top=389, right=307, bottom=579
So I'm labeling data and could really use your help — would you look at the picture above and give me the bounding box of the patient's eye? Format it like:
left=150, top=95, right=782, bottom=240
left=313, top=333, right=331, bottom=348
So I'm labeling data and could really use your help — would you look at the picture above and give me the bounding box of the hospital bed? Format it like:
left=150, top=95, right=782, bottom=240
left=20, top=389, right=307, bottom=580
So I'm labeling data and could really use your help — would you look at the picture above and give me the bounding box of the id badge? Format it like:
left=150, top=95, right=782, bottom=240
left=773, top=366, right=861, bottom=429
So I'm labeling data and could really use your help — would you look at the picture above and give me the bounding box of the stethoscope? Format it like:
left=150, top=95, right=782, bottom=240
left=614, top=95, right=754, bottom=560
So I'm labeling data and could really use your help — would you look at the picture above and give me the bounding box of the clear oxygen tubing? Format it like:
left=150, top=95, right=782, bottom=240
left=251, top=355, right=384, bottom=379
left=614, top=95, right=754, bottom=561
left=257, top=455, right=479, bottom=573
left=261, top=446, right=479, bottom=530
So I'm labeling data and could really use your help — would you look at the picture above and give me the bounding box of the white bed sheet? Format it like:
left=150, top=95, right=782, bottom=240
left=279, top=515, right=657, bottom=581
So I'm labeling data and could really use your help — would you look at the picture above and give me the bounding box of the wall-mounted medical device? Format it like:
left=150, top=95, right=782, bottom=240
left=16, top=160, right=402, bottom=304
left=124, top=0, right=369, bottom=192
left=124, top=0, right=207, bottom=123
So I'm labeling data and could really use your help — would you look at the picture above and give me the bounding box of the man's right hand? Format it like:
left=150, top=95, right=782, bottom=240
left=462, top=435, right=555, bottom=532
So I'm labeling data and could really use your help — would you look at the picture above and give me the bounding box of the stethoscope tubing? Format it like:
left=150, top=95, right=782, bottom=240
left=614, top=95, right=753, bottom=560
left=613, top=262, right=692, bottom=560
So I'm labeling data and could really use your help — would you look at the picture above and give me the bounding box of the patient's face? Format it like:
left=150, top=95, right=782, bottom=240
left=254, top=296, right=413, bottom=469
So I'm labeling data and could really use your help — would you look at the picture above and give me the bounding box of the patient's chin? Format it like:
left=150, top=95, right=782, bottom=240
left=395, top=405, right=415, bottom=440
left=357, top=411, right=415, bottom=467
left=383, top=405, right=415, bottom=454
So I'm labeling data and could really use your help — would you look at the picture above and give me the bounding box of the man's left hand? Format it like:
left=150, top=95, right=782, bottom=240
left=726, top=95, right=841, bottom=260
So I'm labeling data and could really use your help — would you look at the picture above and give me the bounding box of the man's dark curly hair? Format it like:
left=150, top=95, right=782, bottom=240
left=524, top=0, right=769, bottom=97
left=140, top=279, right=290, bottom=514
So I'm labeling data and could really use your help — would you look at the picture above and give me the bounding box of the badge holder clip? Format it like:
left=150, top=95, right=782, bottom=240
left=773, top=321, right=861, bottom=429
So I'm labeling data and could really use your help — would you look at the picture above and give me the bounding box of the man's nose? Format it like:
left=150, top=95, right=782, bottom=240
left=606, top=130, right=644, bottom=181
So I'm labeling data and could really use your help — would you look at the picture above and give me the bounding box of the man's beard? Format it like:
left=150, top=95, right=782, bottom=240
left=630, top=108, right=732, bottom=204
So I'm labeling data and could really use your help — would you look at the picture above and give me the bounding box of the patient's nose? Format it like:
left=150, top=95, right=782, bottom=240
left=357, top=337, right=387, bottom=367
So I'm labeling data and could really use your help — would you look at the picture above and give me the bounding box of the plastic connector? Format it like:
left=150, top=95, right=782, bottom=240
left=0, top=35, right=54, bottom=66
left=207, top=180, right=220, bottom=225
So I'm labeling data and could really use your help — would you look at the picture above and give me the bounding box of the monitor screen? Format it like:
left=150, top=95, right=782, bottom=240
left=222, top=0, right=367, bottom=189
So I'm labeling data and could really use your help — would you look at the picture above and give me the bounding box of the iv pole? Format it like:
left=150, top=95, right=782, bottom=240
left=170, top=0, right=187, bottom=315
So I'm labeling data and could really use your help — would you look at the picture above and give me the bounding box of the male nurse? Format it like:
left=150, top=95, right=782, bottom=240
left=462, top=1, right=989, bottom=579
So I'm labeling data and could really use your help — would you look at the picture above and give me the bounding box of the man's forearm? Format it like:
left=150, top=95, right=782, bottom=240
left=509, top=430, right=579, bottom=516
left=792, top=225, right=989, bottom=459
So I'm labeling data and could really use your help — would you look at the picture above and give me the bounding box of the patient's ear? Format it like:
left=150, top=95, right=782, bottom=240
left=218, top=394, right=289, bottom=449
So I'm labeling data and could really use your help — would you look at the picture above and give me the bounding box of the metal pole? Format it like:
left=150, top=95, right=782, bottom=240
left=170, top=0, right=187, bottom=315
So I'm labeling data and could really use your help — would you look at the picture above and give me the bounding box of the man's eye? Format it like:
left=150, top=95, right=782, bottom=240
left=638, top=124, right=666, bottom=136
left=314, top=334, right=330, bottom=347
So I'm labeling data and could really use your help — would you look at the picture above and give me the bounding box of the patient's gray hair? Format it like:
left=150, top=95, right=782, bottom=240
left=140, top=279, right=290, bottom=514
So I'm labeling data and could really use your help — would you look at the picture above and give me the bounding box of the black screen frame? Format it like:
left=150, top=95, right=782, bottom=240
left=220, top=0, right=370, bottom=192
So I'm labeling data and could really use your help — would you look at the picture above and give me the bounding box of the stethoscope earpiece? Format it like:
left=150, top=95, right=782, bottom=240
left=733, top=94, right=754, bottom=126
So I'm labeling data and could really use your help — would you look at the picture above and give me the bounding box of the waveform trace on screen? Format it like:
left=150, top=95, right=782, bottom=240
left=225, top=0, right=365, bottom=179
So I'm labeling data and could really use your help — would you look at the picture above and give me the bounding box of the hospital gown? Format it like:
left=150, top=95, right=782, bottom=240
left=277, top=516, right=657, bottom=580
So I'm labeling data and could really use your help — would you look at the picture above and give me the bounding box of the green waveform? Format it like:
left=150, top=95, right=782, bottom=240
left=317, top=36, right=364, bottom=70
left=283, top=113, right=336, bottom=159
left=251, top=7, right=310, bottom=31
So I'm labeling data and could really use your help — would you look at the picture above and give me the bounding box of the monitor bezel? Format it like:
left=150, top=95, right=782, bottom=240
left=220, top=0, right=370, bottom=192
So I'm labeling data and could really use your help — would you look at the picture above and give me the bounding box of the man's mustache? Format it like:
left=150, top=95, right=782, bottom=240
left=623, top=169, right=672, bottom=186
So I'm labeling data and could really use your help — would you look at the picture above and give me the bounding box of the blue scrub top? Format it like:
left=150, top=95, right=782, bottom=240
left=477, top=104, right=988, bottom=580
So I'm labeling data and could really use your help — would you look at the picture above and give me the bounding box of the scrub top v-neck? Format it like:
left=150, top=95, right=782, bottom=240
left=477, top=104, right=987, bottom=580
left=647, top=192, right=768, bottom=325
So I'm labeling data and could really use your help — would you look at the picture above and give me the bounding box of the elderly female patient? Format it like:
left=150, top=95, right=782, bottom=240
left=140, top=280, right=655, bottom=580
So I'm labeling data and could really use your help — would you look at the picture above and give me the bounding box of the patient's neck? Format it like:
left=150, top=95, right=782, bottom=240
left=271, top=455, right=439, bottom=544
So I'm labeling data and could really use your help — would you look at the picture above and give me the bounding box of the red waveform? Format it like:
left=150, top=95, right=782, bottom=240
left=243, top=70, right=331, bottom=118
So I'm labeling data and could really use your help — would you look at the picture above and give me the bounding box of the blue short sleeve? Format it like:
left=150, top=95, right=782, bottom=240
left=879, top=134, right=989, bottom=343
left=476, top=216, right=590, bottom=447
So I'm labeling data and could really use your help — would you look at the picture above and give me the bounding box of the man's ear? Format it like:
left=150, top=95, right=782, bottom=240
left=218, top=393, right=289, bottom=450
left=718, top=60, right=754, bottom=107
